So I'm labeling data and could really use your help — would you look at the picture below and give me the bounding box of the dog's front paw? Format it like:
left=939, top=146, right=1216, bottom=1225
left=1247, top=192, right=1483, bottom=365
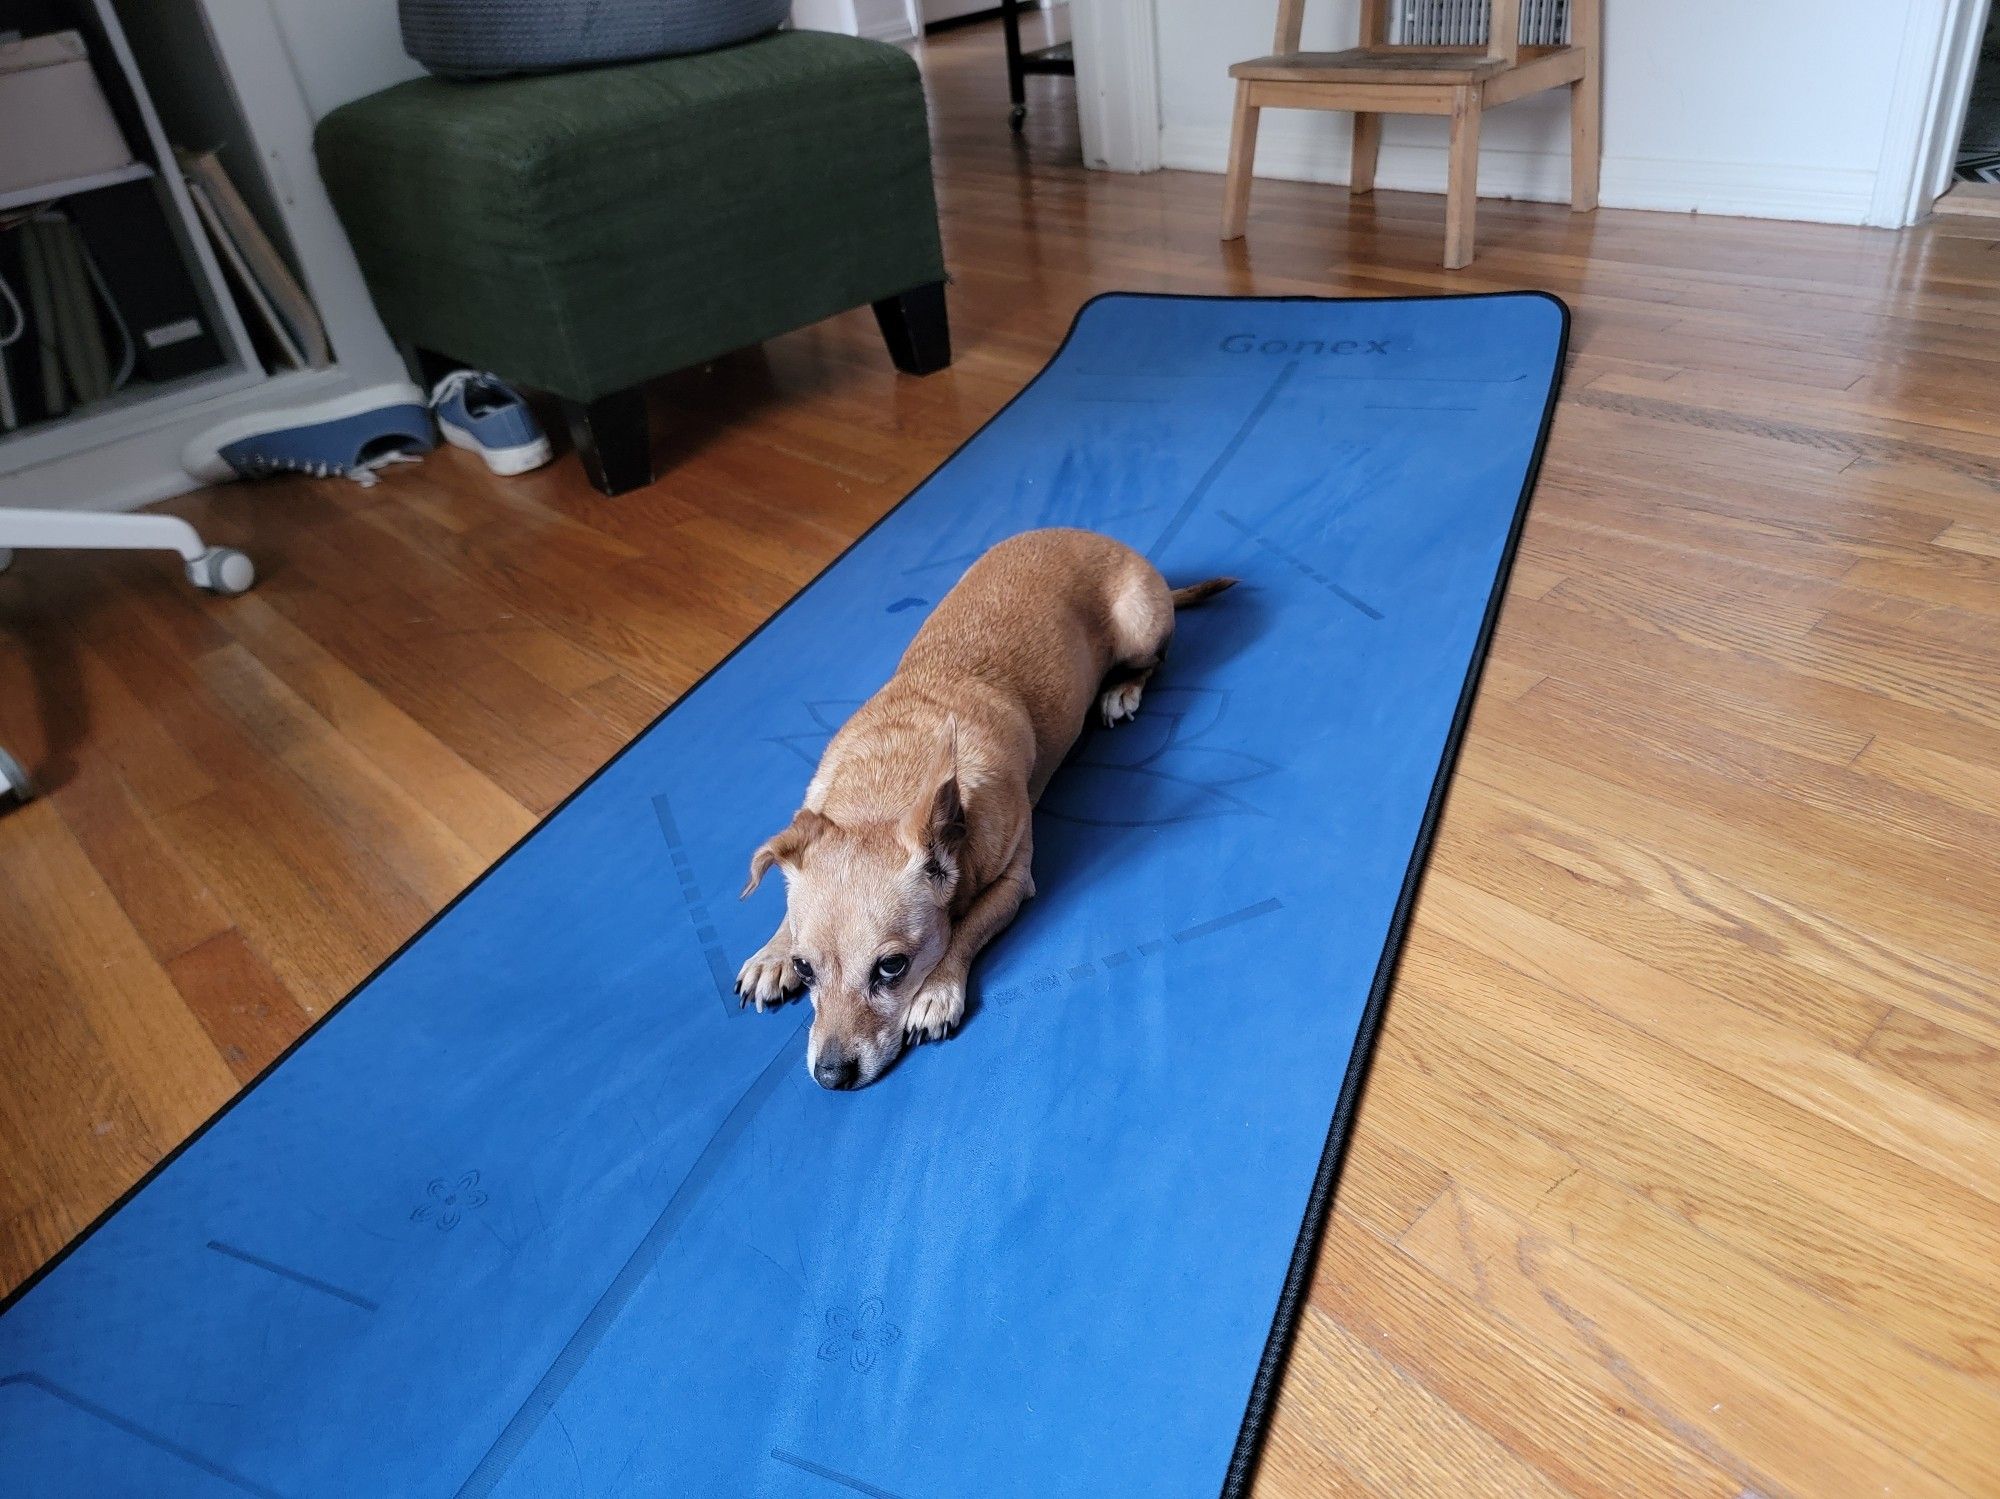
left=735, top=945, right=802, bottom=1013
left=905, top=967, right=966, bottom=1042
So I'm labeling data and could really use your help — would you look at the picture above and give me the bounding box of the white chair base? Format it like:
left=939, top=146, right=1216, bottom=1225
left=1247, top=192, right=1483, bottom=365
left=0, top=507, right=255, bottom=805
left=0, top=507, right=254, bottom=596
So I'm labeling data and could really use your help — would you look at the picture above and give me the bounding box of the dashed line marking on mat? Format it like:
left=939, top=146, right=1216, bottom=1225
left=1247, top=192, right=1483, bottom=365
left=652, top=794, right=739, bottom=1015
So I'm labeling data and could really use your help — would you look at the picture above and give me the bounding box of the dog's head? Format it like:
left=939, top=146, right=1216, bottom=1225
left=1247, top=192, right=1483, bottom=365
left=742, top=762, right=965, bottom=1090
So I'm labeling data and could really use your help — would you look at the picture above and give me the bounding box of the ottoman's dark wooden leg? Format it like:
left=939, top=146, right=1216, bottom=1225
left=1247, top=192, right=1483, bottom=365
left=562, top=387, right=654, bottom=496
left=873, top=281, right=951, bottom=376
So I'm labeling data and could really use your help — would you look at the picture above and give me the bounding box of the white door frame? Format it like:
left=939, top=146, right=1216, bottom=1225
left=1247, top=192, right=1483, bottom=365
left=1071, top=0, right=1161, bottom=173
left=1869, top=0, right=1992, bottom=225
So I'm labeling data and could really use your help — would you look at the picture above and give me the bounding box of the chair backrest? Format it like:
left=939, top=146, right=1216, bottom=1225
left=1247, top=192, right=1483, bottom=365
left=1282, top=1, right=1599, bottom=65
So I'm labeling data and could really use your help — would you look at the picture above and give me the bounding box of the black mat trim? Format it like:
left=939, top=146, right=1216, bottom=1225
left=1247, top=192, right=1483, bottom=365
left=1219, top=289, right=1570, bottom=1498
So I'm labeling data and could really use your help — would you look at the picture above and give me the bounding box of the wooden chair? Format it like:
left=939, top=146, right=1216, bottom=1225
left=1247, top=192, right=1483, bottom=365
left=1221, top=0, right=1600, bottom=268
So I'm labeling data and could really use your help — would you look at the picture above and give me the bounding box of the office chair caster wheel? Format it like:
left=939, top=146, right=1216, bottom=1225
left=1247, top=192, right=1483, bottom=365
left=1010, top=104, right=1026, bottom=132
left=187, top=547, right=255, bottom=596
left=0, top=746, right=35, bottom=803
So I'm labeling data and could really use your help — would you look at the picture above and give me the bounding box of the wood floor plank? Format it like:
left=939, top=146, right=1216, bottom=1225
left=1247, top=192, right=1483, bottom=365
left=1399, top=1189, right=1968, bottom=1499
left=1384, top=993, right=2000, bottom=1382
left=222, top=594, right=538, bottom=860
left=1438, top=779, right=1894, bottom=1051
left=0, top=804, right=237, bottom=1144
left=1262, top=1300, right=1573, bottom=1499
left=1859, top=1008, right=2000, bottom=1123
left=1407, top=899, right=2000, bottom=1293
left=49, top=758, right=232, bottom=967
left=1308, top=1213, right=1746, bottom=1496
left=1473, top=695, right=2000, bottom=978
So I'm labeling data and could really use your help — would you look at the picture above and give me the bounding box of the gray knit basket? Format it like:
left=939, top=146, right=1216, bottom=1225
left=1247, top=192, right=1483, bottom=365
left=400, top=0, right=791, bottom=78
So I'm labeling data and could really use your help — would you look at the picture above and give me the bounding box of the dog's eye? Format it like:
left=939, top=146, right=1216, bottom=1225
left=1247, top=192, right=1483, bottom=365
left=791, top=957, right=814, bottom=985
left=874, top=953, right=909, bottom=984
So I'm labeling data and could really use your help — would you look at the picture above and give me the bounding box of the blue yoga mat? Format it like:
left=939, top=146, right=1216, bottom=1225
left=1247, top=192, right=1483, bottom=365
left=1, top=292, right=1567, bottom=1498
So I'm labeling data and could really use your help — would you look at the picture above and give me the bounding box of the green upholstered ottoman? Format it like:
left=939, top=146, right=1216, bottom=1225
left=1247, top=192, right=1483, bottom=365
left=314, top=30, right=949, bottom=494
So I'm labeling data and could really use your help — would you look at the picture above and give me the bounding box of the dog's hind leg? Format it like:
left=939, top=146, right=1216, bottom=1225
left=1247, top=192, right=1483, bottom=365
left=1098, top=663, right=1156, bottom=727
left=1099, top=568, right=1177, bottom=727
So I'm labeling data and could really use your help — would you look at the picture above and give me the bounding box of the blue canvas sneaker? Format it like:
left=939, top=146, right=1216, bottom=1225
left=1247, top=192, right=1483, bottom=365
left=430, top=370, right=552, bottom=477
left=183, top=384, right=436, bottom=486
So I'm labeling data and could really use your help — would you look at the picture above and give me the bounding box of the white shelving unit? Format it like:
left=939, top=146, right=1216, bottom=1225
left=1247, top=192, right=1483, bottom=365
left=0, top=0, right=408, bottom=513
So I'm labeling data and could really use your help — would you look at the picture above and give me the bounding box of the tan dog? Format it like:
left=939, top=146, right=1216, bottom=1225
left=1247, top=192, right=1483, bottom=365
left=736, top=527, right=1234, bottom=1090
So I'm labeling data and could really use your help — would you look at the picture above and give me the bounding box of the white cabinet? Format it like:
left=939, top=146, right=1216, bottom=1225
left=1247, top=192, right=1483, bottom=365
left=0, top=0, right=407, bottom=512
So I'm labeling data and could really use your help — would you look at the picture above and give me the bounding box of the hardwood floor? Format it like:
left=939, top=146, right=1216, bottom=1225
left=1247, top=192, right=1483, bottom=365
left=5, top=19, right=2000, bottom=1495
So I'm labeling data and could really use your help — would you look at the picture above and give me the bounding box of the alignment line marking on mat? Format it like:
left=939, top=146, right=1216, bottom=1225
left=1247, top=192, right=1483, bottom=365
left=205, top=1240, right=378, bottom=1312
left=1149, top=361, right=1299, bottom=561
left=454, top=1022, right=808, bottom=1498
left=1216, top=510, right=1383, bottom=621
left=652, top=795, right=739, bottom=1014
left=0, top=1374, right=283, bottom=1498
left=988, top=897, right=1285, bottom=1010
left=1300, top=370, right=1528, bottom=385
left=1172, top=897, right=1285, bottom=944
left=770, top=1448, right=912, bottom=1499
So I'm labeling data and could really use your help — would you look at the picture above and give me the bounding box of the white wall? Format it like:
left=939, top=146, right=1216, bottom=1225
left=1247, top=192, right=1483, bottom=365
left=803, top=0, right=1063, bottom=45
left=1153, top=0, right=1949, bottom=226
left=260, top=0, right=420, bottom=120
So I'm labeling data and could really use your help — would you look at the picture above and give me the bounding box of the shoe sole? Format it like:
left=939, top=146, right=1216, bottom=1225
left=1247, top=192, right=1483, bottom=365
left=439, top=420, right=554, bottom=477
left=182, top=382, right=433, bottom=482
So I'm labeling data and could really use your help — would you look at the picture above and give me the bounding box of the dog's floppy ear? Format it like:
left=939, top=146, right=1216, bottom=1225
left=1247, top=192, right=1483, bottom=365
left=902, top=721, right=966, bottom=900
left=742, top=808, right=827, bottom=897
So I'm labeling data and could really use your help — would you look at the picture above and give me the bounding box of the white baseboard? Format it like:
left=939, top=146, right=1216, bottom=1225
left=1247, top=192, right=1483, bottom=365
left=857, top=16, right=916, bottom=43
left=849, top=0, right=917, bottom=43
left=1158, top=122, right=1880, bottom=226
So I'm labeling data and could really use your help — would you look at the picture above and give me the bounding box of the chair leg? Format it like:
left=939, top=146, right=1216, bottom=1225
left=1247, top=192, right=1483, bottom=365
left=1444, top=86, right=1483, bottom=269
left=1350, top=112, right=1383, bottom=196
left=1221, top=82, right=1261, bottom=240
left=873, top=281, right=952, bottom=376
left=562, top=387, right=653, bottom=496
left=1570, top=63, right=1601, bottom=212
left=1001, top=0, right=1027, bottom=130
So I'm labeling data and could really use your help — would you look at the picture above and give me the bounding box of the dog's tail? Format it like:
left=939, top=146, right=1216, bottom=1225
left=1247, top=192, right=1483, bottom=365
left=1170, top=576, right=1239, bottom=609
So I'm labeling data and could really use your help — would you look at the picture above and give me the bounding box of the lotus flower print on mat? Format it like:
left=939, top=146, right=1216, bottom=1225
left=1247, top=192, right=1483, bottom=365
left=410, top=1171, right=487, bottom=1232
left=818, top=1297, right=901, bottom=1373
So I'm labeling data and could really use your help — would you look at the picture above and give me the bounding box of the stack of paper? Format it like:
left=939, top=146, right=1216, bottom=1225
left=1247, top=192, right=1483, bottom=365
left=179, top=148, right=331, bottom=371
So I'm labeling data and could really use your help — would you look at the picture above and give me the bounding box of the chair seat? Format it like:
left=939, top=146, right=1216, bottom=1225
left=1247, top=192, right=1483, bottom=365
left=1229, top=45, right=1567, bottom=85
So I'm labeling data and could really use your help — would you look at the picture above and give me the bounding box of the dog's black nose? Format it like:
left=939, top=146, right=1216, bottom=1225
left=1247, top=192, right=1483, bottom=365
left=813, top=1055, right=860, bottom=1091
